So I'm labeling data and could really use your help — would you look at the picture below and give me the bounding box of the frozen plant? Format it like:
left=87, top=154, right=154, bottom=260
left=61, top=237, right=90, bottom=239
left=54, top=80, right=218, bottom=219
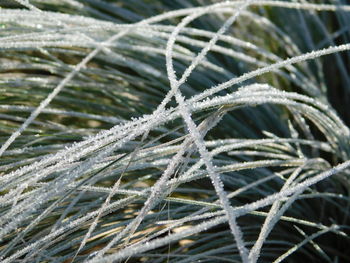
left=1, top=0, right=350, bottom=262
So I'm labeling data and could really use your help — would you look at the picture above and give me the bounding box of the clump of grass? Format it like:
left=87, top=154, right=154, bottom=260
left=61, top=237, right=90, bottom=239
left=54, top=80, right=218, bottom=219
left=1, top=0, right=350, bottom=262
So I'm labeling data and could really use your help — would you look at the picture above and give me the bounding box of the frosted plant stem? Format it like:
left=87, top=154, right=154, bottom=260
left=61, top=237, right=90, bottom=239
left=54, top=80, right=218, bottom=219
left=87, top=3, right=255, bottom=259
left=0, top=115, right=162, bottom=244
left=0, top=2, right=209, bottom=195
left=71, top=178, right=122, bottom=262
left=248, top=160, right=320, bottom=262
left=176, top=0, right=257, bottom=87
left=148, top=3, right=237, bottom=116
left=234, top=160, right=350, bottom=218
left=71, top=131, right=150, bottom=262
left=0, top=109, right=174, bottom=242
left=190, top=43, right=350, bottom=103
left=1, top=112, right=219, bottom=262
left=0, top=0, right=226, bottom=158
left=69, top=2, right=248, bottom=256
left=0, top=31, right=126, bottom=158
left=164, top=1, right=257, bottom=261
left=0, top=195, right=139, bottom=263
left=88, top=215, right=228, bottom=263
left=3, top=157, right=348, bottom=263
left=2, top=3, right=348, bottom=183
left=86, top=108, right=224, bottom=260
left=173, top=90, right=249, bottom=263
left=87, top=160, right=350, bottom=263
left=0, top=0, right=244, bottom=169
left=1, top=83, right=344, bottom=209
left=272, top=227, right=336, bottom=263
left=87, top=137, right=194, bottom=260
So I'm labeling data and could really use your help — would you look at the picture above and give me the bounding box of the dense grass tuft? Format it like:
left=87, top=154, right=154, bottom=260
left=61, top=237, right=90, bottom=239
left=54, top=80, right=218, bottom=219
left=1, top=0, right=350, bottom=262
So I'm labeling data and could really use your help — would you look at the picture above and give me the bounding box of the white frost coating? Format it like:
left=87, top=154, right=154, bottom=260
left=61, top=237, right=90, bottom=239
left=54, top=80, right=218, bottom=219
left=248, top=160, right=322, bottom=262
left=163, top=1, right=257, bottom=262
left=2, top=1, right=350, bottom=262
left=0, top=0, right=232, bottom=158
left=190, top=44, right=350, bottom=103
